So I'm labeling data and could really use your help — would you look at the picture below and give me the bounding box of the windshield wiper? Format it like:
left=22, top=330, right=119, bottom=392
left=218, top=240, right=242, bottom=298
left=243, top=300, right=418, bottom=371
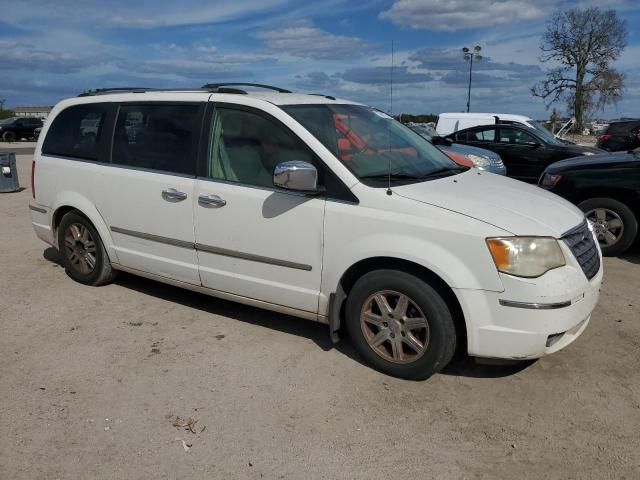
left=361, top=167, right=467, bottom=182
left=359, top=172, right=424, bottom=180
left=419, top=166, right=468, bottom=179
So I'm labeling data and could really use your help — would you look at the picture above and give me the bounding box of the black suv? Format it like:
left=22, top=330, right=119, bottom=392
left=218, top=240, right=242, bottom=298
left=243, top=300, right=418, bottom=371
left=539, top=149, right=640, bottom=256
left=447, top=124, right=601, bottom=182
left=596, top=120, right=640, bottom=152
left=0, top=117, right=43, bottom=142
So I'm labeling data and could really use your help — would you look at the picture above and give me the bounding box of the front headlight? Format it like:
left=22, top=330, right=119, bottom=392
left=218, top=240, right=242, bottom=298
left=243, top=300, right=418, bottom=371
left=466, top=154, right=491, bottom=168
left=486, top=237, right=566, bottom=278
left=539, top=172, right=562, bottom=187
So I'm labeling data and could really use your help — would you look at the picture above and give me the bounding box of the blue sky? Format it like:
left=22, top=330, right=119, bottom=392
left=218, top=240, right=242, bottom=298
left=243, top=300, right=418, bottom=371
left=1, top=0, right=639, bottom=119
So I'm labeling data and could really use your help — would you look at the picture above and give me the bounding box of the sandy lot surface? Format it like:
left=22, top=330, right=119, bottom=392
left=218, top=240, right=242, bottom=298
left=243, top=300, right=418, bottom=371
left=1, top=146, right=639, bottom=479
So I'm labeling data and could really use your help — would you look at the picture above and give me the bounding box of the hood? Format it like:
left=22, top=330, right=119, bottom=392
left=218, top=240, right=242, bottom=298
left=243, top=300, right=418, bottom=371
left=561, top=143, right=603, bottom=155
left=447, top=142, right=500, bottom=159
left=546, top=150, right=640, bottom=172
left=393, top=170, right=584, bottom=237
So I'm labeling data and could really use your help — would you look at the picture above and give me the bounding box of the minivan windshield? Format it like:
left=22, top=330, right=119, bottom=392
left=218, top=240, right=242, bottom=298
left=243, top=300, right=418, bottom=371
left=529, top=120, right=563, bottom=145
left=283, top=104, right=462, bottom=185
left=0, top=117, right=18, bottom=125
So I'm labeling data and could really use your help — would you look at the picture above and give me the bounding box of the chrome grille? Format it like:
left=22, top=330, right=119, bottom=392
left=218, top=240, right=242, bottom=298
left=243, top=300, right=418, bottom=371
left=562, top=220, right=600, bottom=280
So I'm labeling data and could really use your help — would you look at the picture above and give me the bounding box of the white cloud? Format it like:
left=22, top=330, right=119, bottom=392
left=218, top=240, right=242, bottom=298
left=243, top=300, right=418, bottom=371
left=2, top=0, right=292, bottom=28
left=257, top=20, right=370, bottom=60
left=380, top=0, right=555, bottom=31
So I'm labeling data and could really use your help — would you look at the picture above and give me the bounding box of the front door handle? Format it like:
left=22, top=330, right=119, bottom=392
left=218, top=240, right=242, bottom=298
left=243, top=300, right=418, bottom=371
left=162, top=188, right=188, bottom=202
left=198, top=194, right=227, bottom=208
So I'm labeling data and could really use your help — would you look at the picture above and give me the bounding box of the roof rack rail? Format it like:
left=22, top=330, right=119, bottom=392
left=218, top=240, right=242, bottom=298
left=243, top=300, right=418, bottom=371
left=78, top=87, right=160, bottom=97
left=202, top=83, right=292, bottom=93
left=309, top=93, right=336, bottom=100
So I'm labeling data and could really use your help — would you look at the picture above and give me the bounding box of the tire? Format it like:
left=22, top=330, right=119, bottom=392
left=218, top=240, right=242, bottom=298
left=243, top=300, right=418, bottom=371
left=57, top=211, right=118, bottom=286
left=579, top=198, right=638, bottom=256
left=345, top=269, right=457, bottom=380
left=2, top=131, right=16, bottom=142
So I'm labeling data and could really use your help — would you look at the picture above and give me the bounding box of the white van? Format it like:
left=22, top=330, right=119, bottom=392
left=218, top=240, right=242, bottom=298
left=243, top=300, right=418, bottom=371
left=437, top=112, right=555, bottom=138
left=29, top=85, right=602, bottom=379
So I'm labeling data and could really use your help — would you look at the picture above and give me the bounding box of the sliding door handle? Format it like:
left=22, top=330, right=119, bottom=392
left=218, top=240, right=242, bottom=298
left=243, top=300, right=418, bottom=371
left=162, top=188, right=188, bottom=202
left=198, top=194, right=227, bottom=208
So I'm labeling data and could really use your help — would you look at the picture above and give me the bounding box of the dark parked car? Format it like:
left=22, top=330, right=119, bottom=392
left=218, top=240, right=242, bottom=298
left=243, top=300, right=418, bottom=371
left=539, top=148, right=640, bottom=256
left=447, top=124, right=602, bottom=182
left=596, top=119, right=640, bottom=152
left=409, top=124, right=506, bottom=175
left=0, top=116, right=43, bottom=142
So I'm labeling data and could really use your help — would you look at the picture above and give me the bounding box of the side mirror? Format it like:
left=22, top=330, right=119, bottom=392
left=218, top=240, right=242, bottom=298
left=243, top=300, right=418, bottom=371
left=273, top=161, right=320, bottom=193
left=525, top=141, right=541, bottom=148
left=432, top=135, right=452, bottom=146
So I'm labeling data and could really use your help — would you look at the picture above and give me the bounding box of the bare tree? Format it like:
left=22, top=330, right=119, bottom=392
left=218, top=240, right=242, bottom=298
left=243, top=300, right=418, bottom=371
left=532, top=7, right=627, bottom=130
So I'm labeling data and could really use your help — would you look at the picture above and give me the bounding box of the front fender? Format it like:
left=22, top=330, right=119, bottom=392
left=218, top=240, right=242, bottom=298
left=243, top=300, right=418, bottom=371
left=320, top=197, right=508, bottom=316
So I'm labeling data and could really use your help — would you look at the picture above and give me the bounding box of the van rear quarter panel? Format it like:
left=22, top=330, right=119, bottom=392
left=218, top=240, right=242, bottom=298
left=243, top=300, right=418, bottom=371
left=35, top=155, right=119, bottom=263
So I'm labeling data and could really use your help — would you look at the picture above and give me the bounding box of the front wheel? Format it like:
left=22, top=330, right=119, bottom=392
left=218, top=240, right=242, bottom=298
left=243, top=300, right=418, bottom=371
left=345, top=270, right=457, bottom=380
left=579, top=198, right=638, bottom=256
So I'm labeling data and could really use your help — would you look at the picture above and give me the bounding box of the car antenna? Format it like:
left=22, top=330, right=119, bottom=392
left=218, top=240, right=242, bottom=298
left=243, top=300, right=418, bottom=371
left=387, top=40, right=394, bottom=196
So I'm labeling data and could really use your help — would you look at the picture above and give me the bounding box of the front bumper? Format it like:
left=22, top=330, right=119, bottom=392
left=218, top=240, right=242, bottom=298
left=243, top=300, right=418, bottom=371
left=454, top=249, right=603, bottom=360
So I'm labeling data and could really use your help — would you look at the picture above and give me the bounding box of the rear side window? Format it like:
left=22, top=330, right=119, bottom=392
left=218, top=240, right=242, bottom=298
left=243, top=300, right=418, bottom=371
left=112, top=104, right=200, bottom=175
left=607, top=122, right=638, bottom=134
left=42, top=104, right=109, bottom=161
left=457, top=127, right=496, bottom=142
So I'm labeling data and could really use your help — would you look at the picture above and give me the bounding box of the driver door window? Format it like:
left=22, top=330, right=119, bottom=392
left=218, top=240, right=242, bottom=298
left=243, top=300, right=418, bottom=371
left=499, top=127, right=536, bottom=145
left=208, top=108, right=315, bottom=189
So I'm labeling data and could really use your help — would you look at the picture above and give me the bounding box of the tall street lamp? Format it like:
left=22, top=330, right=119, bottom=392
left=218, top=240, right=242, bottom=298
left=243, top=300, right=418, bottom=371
left=463, top=45, right=482, bottom=112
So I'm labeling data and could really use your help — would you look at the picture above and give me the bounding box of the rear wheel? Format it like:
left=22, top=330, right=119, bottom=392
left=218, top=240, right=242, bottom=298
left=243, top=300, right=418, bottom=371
left=2, top=131, right=16, bottom=142
left=57, top=211, right=117, bottom=285
left=579, top=198, right=638, bottom=256
left=345, top=269, right=457, bottom=380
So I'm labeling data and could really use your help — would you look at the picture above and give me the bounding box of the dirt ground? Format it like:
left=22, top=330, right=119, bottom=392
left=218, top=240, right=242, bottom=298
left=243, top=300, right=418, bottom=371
left=1, top=143, right=639, bottom=479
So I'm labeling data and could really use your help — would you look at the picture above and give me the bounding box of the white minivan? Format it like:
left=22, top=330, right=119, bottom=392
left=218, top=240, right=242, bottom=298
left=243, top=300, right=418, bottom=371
left=30, top=85, right=602, bottom=379
left=436, top=112, right=555, bottom=138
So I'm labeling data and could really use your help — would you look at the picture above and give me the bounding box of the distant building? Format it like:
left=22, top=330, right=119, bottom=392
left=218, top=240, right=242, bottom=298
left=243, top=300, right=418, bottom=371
left=13, top=106, right=53, bottom=120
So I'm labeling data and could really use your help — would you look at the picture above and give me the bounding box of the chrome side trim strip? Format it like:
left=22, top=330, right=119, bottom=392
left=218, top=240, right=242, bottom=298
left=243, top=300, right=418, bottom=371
left=110, top=226, right=193, bottom=249
left=111, top=262, right=326, bottom=323
left=29, top=205, right=47, bottom=214
left=110, top=226, right=312, bottom=271
left=498, top=299, right=572, bottom=310
left=195, top=243, right=312, bottom=271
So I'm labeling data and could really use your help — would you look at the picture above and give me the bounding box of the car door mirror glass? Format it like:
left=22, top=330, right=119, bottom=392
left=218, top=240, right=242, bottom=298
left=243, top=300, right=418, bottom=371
left=431, top=135, right=451, bottom=146
left=273, top=161, right=319, bottom=193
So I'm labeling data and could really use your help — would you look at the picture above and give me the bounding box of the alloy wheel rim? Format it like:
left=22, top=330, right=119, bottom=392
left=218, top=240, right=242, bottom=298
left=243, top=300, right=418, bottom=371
left=64, top=223, right=97, bottom=274
left=360, top=290, right=430, bottom=364
left=585, top=208, right=624, bottom=247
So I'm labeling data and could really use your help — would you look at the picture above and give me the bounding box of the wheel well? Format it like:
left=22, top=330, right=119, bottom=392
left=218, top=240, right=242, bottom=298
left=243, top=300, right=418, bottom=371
left=52, top=206, right=80, bottom=233
left=574, top=189, right=640, bottom=216
left=335, top=257, right=467, bottom=356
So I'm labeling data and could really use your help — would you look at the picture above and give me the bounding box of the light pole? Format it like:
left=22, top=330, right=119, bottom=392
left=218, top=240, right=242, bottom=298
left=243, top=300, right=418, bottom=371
left=463, top=45, right=482, bottom=112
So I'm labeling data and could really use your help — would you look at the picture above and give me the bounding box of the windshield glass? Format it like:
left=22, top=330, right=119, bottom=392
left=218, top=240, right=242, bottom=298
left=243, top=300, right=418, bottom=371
left=283, top=104, right=460, bottom=184
left=0, top=117, right=17, bottom=125
left=529, top=120, right=562, bottom=145
left=409, top=125, right=437, bottom=141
